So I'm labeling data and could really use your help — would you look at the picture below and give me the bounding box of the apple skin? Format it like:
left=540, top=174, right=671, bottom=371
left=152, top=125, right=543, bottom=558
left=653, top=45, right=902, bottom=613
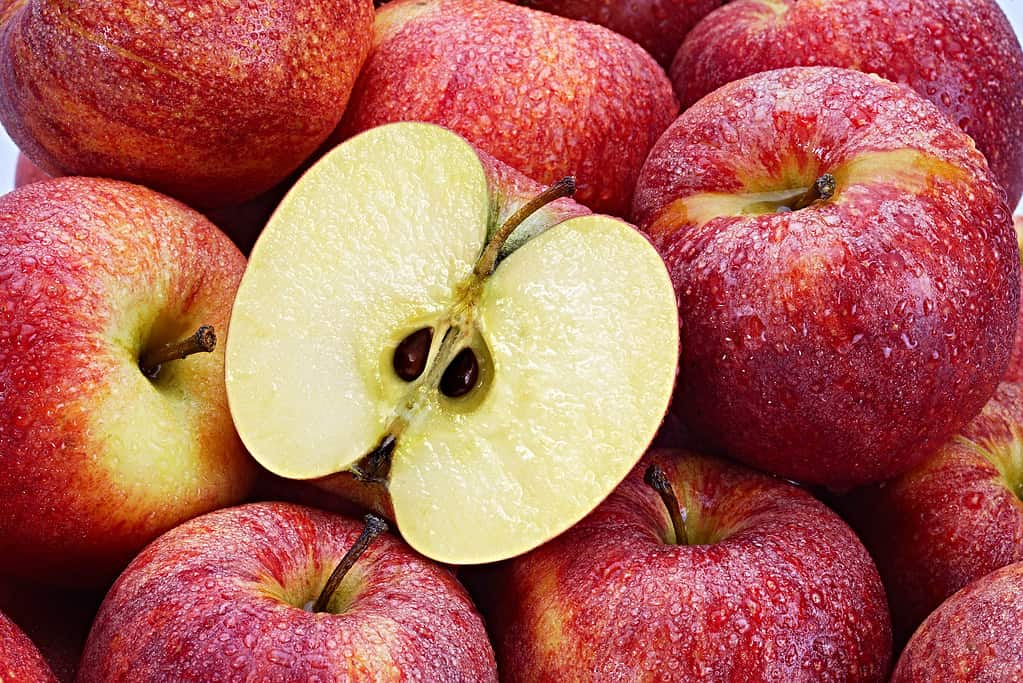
left=0, top=609, right=55, bottom=682
left=78, top=502, right=497, bottom=682
left=633, top=67, right=1019, bottom=488
left=514, top=0, right=722, bottom=67
left=891, top=561, right=1023, bottom=682
left=483, top=449, right=892, bottom=681
left=671, top=0, right=1023, bottom=208
left=1006, top=215, right=1023, bottom=382
left=0, top=0, right=374, bottom=209
left=333, top=0, right=679, bottom=217
left=0, top=177, right=256, bottom=587
left=14, top=152, right=48, bottom=188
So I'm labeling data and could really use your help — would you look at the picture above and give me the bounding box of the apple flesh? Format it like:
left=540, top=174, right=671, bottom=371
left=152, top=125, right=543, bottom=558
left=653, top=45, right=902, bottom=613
left=482, top=449, right=892, bottom=680
left=633, top=66, right=1019, bottom=488
left=838, top=381, right=1023, bottom=645
left=226, top=122, right=680, bottom=565
left=0, top=0, right=375, bottom=209
left=0, top=177, right=256, bottom=586
left=514, top=0, right=723, bottom=67
left=0, top=610, right=55, bottom=682
left=891, top=561, right=1023, bottom=681
left=671, top=0, right=1023, bottom=208
left=333, top=0, right=679, bottom=217
left=78, top=503, right=497, bottom=682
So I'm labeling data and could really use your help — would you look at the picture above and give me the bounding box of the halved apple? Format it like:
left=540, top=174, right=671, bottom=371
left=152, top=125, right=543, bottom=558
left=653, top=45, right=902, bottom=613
left=226, top=122, right=679, bottom=564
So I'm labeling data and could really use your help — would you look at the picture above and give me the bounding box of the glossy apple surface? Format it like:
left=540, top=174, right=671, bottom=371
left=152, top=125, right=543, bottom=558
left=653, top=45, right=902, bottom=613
left=334, top=0, right=678, bottom=216
left=840, top=381, right=1023, bottom=644
left=891, top=561, right=1023, bottom=682
left=0, top=177, right=255, bottom=586
left=633, top=66, right=1018, bottom=488
left=1007, top=215, right=1023, bottom=382
left=0, top=609, right=55, bottom=682
left=484, top=449, right=892, bottom=680
left=0, top=0, right=374, bottom=208
left=672, top=0, right=1023, bottom=207
left=78, top=503, right=497, bottom=682
left=226, top=122, right=680, bottom=565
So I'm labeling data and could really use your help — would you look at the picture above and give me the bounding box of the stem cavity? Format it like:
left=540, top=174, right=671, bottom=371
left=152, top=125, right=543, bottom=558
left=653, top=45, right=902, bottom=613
left=789, top=173, right=837, bottom=212
left=644, top=463, right=689, bottom=546
left=139, top=325, right=216, bottom=380
left=313, top=514, right=389, bottom=613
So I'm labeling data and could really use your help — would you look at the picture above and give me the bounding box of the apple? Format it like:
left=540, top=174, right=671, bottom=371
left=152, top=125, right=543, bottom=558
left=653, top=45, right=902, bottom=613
left=14, top=153, right=47, bottom=188
left=78, top=502, right=497, bottom=682
left=225, top=122, right=680, bottom=565
left=671, top=0, right=1023, bottom=208
left=0, top=609, right=55, bottom=682
left=0, top=0, right=374, bottom=209
left=513, top=0, right=722, bottom=67
left=1007, top=215, right=1023, bottom=382
left=332, top=0, right=679, bottom=217
left=633, top=66, right=1019, bottom=488
left=838, top=381, right=1023, bottom=645
left=0, top=177, right=256, bottom=586
left=481, top=449, right=892, bottom=680
left=891, top=561, right=1023, bottom=681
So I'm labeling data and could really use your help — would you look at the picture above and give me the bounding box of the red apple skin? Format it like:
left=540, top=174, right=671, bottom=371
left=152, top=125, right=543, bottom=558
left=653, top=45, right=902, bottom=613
left=0, top=177, right=256, bottom=587
left=514, top=0, right=722, bottom=67
left=78, top=502, right=497, bottom=682
left=1006, top=215, right=1023, bottom=382
left=891, top=561, right=1023, bottom=682
left=485, top=449, right=892, bottom=681
left=14, top=152, right=48, bottom=187
left=671, top=0, right=1023, bottom=208
left=633, top=67, right=1018, bottom=488
left=0, top=0, right=374, bottom=209
left=0, top=609, right=56, bottom=682
left=333, top=0, right=679, bottom=217
left=838, top=381, right=1023, bottom=645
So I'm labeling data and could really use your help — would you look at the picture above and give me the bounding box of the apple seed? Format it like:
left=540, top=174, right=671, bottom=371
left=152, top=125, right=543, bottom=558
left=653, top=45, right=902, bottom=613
left=393, top=327, right=434, bottom=381
left=440, top=347, right=480, bottom=398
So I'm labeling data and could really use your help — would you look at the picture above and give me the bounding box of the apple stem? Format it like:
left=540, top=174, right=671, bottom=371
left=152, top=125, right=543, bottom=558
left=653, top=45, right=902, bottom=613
left=644, top=464, right=689, bottom=545
left=139, top=325, right=216, bottom=379
left=351, top=434, right=396, bottom=483
left=474, top=176, right=576, bottom=278
left=790, top=173, right=837, bottom=211
left=313, top=514, right=389, bottom=613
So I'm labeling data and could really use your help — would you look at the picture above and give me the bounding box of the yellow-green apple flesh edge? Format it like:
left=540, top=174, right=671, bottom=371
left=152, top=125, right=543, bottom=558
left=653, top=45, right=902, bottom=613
left=226, top=122, right=680, bottom=564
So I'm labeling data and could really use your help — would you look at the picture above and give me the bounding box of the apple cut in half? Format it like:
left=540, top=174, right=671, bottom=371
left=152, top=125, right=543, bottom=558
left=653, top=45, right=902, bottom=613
left=226, top=122, right=679, bottom=564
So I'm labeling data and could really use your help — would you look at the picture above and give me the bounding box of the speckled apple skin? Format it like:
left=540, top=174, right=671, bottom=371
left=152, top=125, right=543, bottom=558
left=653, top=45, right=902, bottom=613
left=0, top=177, right=255, bottom=586
left=1005, top=215, right=1023, bottom=382
left=78, top=503, right=497, bottom=683
left=672, top=0, right=1023, bottom=207
left=0, top=0, right=374, bottom=209
left=633, top=67, right=1018, bottom=488
left=334, top=0, right=678, bottom=217
left=840, top=381, right=1023, bottom=645
left=486, top=449, right=891, bottom=682
left=515, top=0, right=722, bottom=67
left=891, top=561, right=1023, bottom=682
left=0, top=610, right=56, bottom=682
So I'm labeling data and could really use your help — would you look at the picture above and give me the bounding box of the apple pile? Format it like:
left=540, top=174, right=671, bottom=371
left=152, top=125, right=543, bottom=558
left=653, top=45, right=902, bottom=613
left=0, top=0, right=1022, bottom=680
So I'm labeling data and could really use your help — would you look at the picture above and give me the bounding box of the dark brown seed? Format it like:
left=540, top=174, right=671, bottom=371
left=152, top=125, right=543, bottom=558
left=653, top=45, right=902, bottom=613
left=393, top=328, right=433, bottom=381
left=440, top=347, right=480, bottom=398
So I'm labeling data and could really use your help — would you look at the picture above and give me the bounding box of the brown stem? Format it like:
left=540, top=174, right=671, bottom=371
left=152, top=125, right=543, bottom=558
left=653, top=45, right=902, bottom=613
left=474, top=176, right=576, bottom=278
left=790, top=173, right=837, bottom=211
left=644, top=464, right=688, bottom=545
left=139, top=325, right=216, bottom=379
left=313, top=514, right=389, bottom=613
left=350, top=434, right=396, bottom=484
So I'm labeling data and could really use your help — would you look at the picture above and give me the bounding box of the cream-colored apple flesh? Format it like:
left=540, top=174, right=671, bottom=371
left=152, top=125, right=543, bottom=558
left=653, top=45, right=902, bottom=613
left=226, top=123, right=679, bottom=564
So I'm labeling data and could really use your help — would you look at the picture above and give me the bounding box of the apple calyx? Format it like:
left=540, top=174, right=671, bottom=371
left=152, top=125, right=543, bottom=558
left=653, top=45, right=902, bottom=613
left=644, top=464, right=689, bottom=545
left=139, top=325, right=217, bottom=380
left=349, top=177, right=577, bottom=484
left=311, top=513, right=389, bottom=614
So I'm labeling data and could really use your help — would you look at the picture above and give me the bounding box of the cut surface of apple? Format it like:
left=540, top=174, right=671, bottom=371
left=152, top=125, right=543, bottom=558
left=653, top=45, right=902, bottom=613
left=226, top=122, right=679, bottom=564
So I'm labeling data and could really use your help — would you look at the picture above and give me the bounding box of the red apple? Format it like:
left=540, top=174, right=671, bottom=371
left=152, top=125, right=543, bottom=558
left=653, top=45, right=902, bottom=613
left=14, top=152, right=48, bottom=188
left=333, top=0, right=679, bottom=216
left=0, top=609, right=55, bottom=682
left=633, top=66, right=1018, bottom=488
left=0, top=177, right=256, bottom=586
left=78, top=502, right=497, bottom=682
left=891, top=561, right=1023, bottom=681
left=0, top=0, right=375, bottom=209
left=1006, top=215, right=1023, bottom=382
left=514, top=0, right=722, bottom=67
left=838, top=381, right=1023, bottom=645
left=483, top=449, right=892, bottom=680
left=671, top=0, right=1023, bottom=208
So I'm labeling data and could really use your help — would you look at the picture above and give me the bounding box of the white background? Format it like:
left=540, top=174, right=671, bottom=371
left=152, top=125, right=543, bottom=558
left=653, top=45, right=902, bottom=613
left=0, top=1, right=1021, bottom=211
